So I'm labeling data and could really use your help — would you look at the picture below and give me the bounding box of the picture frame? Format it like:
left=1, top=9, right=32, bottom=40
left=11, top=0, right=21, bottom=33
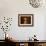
left=18, top=14, right=34, bottom=27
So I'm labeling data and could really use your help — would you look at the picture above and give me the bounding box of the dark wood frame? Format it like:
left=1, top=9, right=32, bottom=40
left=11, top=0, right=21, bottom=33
left=18, top=14, right=34, bottom=27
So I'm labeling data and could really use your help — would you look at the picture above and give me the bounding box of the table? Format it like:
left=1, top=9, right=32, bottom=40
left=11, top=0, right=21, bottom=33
left=5, top=39, right=46, bottom=46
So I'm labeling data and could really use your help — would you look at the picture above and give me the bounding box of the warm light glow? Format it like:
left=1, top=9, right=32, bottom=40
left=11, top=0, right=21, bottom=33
left=6, top=34, right=8, bottom=37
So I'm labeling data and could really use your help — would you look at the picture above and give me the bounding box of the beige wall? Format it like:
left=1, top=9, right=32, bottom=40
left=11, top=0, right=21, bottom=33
left=0, top=0, right=46, bottom=40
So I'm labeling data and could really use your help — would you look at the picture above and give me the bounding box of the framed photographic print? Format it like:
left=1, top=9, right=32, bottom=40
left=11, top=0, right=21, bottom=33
left=18, top=14, right=34, bottom=27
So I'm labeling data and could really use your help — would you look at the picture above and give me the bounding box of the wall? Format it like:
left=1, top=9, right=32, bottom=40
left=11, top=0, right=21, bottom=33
left=0, top=0, right=46, bottom=40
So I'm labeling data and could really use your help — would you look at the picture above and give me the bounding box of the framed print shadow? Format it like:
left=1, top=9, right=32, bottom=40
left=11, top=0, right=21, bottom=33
left=18, top=14, right=34, bottom=27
